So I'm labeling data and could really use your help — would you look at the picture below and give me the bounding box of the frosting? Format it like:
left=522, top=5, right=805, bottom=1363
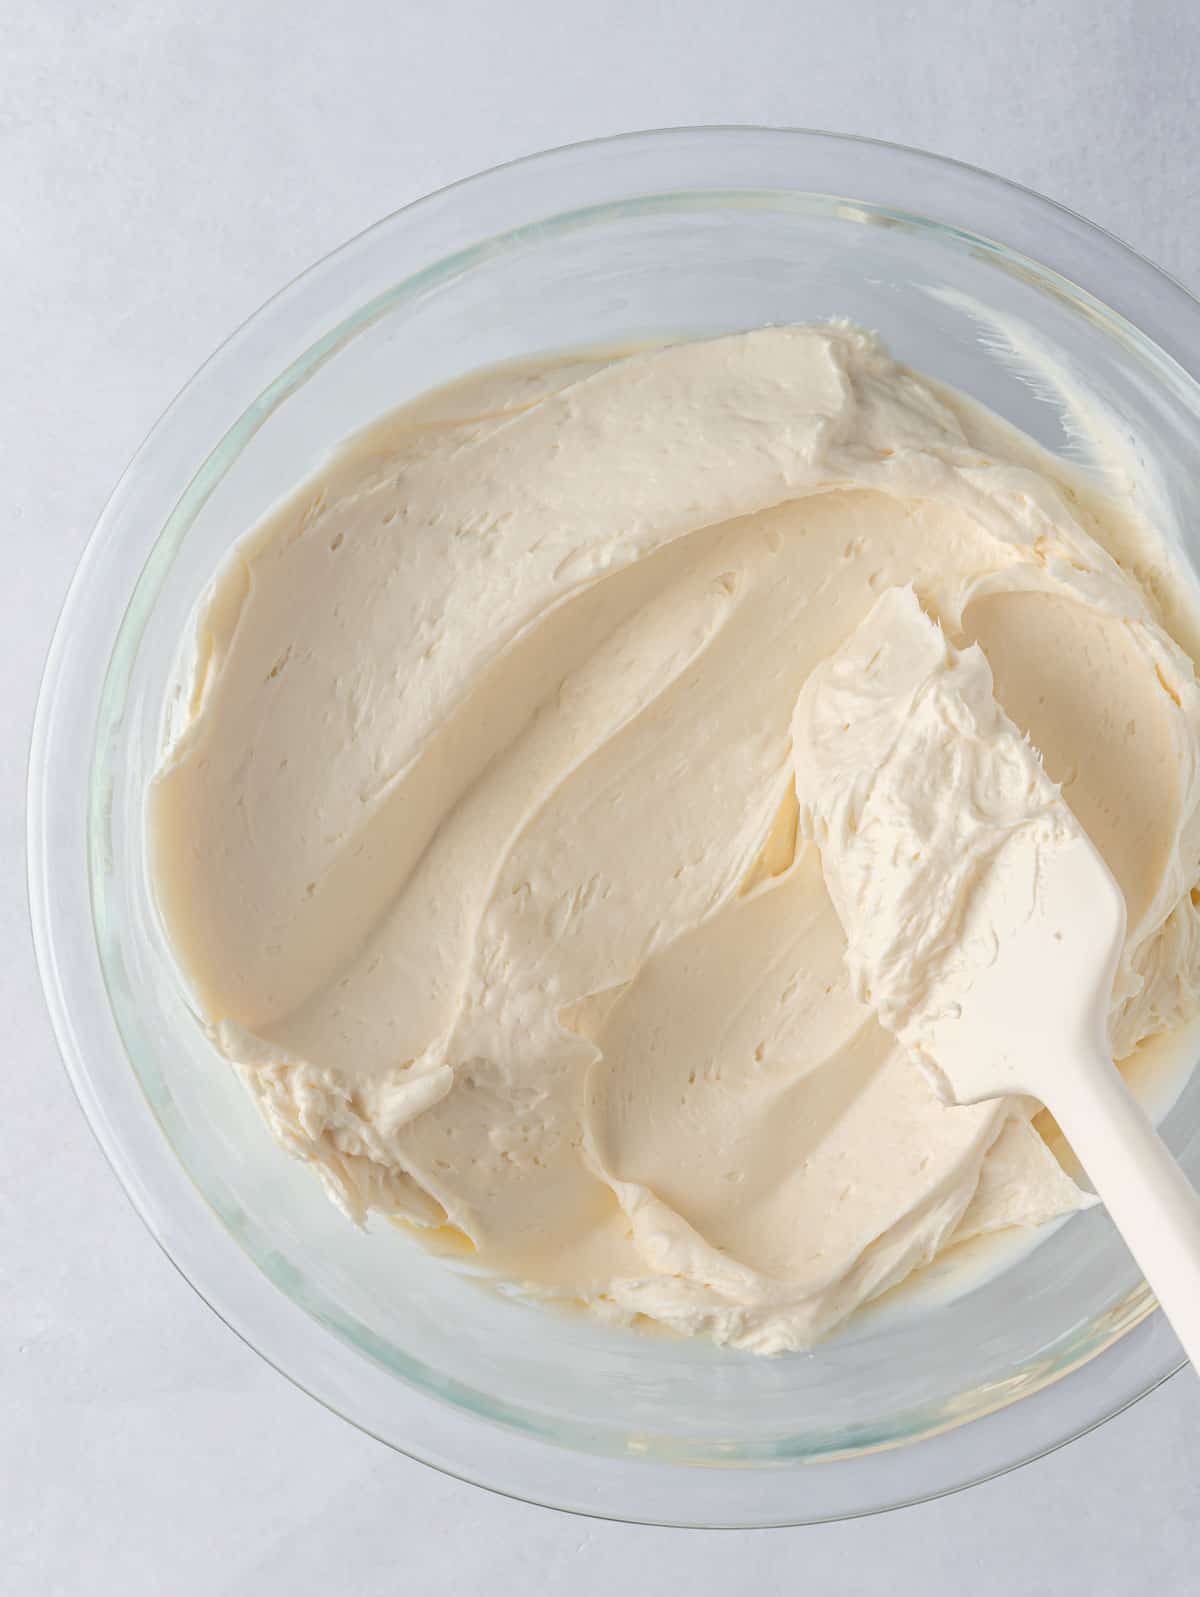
left=149, top=325, right=1200, bottom=1352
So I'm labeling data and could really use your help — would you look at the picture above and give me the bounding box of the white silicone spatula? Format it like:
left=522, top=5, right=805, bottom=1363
left=921, top=828, right=1200, bottom=1369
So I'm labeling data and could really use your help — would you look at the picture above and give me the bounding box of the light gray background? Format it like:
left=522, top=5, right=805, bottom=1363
left=5, top=2, right=1199, bottom=1591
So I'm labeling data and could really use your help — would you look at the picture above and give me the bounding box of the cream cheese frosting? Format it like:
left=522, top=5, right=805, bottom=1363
left=149, top=324, right=1200, bottom=1353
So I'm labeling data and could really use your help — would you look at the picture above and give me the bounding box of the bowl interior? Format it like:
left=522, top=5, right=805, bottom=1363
left=58, top=133, right=1200, bottom=1520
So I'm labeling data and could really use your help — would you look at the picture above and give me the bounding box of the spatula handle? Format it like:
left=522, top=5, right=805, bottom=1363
left=1049, top=1045, right=1200, bottom=1372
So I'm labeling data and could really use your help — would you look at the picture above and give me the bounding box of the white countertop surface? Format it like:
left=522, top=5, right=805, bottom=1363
left=6, top=1, right=1199, bottom=1590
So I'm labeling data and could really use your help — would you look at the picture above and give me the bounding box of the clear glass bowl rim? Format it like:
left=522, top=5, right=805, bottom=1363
left=27, top=125, right=1200, bottom=1528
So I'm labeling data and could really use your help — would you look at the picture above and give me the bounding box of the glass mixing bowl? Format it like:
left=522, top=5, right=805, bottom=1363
left=29, top=128, right=1200, bottom=1527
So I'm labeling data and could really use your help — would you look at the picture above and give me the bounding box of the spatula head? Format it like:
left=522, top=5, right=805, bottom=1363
left=792, top=584, right=1127, bottom=1106
left=910, top=828, right=1126, bottom=1104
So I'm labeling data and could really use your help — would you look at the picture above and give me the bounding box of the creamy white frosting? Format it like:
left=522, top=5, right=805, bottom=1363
left=150, top=325, right=1200, bottom=1353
